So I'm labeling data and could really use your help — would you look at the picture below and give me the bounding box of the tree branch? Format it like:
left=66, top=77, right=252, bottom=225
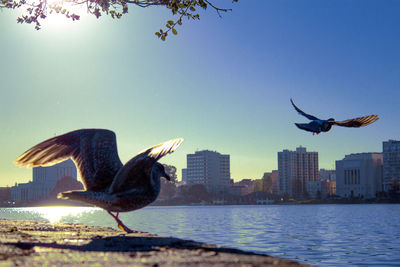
left=1, top=0, right=238, bottom=39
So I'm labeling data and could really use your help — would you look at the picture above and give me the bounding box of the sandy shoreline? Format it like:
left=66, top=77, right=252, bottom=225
left=0, top=219, right=308, bottom=266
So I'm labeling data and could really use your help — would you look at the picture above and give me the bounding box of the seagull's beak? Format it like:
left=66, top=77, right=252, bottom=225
left=163, top=172, right=171, bottom=181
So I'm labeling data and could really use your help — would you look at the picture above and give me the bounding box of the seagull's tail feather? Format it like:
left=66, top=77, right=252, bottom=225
left=58, top=190, right=112, bottom=209
left=58, top=190, right=89, bottom=202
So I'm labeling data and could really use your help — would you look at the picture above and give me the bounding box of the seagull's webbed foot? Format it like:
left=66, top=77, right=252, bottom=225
left=107, top=211, right=138, bottom=234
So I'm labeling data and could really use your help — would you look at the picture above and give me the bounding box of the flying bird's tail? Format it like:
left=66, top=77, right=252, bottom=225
left=294, top=123, right=302, bottom=129
left=294, top=123, right=317, bottom=133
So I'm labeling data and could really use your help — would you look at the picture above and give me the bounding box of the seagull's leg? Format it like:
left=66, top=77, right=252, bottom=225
left=107, top=211, right=137, bottom=233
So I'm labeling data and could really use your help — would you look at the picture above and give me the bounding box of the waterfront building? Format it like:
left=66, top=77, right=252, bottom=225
left=185, top=150, right=230, bottom=192
left=181, top=168, right=187, bottom=183
left=229, top=184, right=242, bottom=196
left=319, top=169, right=336, bottom=181
left=11, top=159, right=77, bottom=202
left=234, top=179, right=254, bottom=196
left=0, top=187, right=11, bottom=203
left=278, top=147, right=319, bottom=197
left=383, top=140, right=400, bottom=191
left=253, top=179, right=263, bottom=192
left=11, top=182, right=31, bottom=202
left=336, top=153, right=383, bottom=199
left=321, top=179, right=336, bottom=198
left=306, top=180, right=322, bottom=198
left=271, top=170, right=279, bottom=195
left=261, top=173, right=272, bottom=194
left=261, top=171, right=279, bottom=195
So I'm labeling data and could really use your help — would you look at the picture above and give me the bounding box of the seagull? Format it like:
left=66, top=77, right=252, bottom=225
left=290, top=98, right=379, bottom=135
left=14, top=129, right=183, bottom=233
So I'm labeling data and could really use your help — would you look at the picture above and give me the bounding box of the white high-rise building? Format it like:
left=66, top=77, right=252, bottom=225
left=11, top=159, right=77, bottom=201
left=336, top=153, right=383, bottom=199
left=278, top=146, right=319, bottom=197
left=181, top=168, right=187, bottom=183
left=383, top=140, right=400, bottom=191
left=186, top=150, right=230, bottom=192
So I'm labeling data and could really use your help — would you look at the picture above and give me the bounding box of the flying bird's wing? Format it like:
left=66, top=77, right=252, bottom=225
left=333, top=115, right=379, bottom=128
left=294, top=123, right=318, bottom=133
left=109, top=138, right=183, bottom=194
left=14, top=129, right=123, bottom=191
left=290, top=98, right=320, bottom=121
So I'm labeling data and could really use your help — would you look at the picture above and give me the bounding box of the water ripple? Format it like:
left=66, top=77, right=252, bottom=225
left=1, top=204, right=400, bottom=266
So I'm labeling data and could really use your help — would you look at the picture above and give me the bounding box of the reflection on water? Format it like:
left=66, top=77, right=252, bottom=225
left=0, top=206, right=99, bottom=223
left=1, top=204, right=400, bottom=266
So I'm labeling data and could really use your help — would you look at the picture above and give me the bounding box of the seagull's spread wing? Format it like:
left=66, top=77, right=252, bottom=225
left=291, top=98, right=320, bottom=121
left=294, top=123, right=318, bottom=133
left=333, top=115, right=379, bottom=128
left=15, top=129, right=123, bottom=191
left=109, top=138, right=183, bottom=194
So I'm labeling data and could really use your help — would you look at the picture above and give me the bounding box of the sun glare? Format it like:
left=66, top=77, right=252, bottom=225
left=41, top=0, right=85, bottom=29
left=33, top=206, right=95, bottom=223
left=45, top=13, right=72, bottom=28
left=46, top=0, right=62, bottom=5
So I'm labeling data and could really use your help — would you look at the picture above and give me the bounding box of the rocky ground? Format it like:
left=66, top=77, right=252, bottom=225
left=0, top=219, right=308, bottom=266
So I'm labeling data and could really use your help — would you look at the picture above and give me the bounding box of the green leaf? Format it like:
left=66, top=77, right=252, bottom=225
left=172, top=28, right=177, bottom=35
left=167, top=20, right=174, bottom=26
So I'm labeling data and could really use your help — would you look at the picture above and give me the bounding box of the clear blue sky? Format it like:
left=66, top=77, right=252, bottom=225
left=1, top=0, right=399, bottom=186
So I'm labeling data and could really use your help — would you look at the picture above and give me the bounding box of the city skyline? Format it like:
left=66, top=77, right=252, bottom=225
left=1, top=0, right=399, bottom=186
left=7, top=141, right=392, bottom=187
left=5, top=140, right=398, bottom=203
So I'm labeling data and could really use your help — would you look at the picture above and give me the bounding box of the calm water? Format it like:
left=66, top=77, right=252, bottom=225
left=1, top=204, right=400, bottom=266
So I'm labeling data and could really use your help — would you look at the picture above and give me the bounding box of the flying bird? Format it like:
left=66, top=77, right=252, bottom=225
left=14, top=129, right=183, bottom=233
left=290, top=98, right=379, bottom=135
